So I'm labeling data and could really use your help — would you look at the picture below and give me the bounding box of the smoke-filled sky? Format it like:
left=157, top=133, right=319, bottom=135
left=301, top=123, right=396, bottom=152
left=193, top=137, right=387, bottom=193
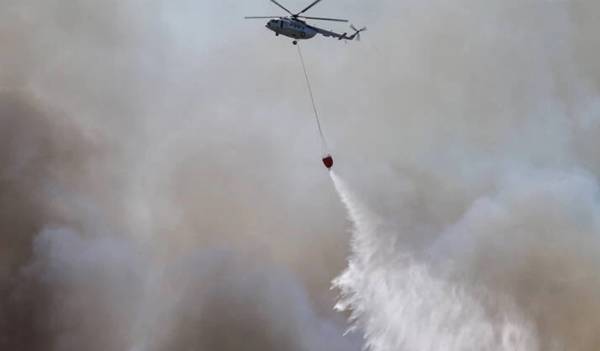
left=1, top=0, right=599, bottom=350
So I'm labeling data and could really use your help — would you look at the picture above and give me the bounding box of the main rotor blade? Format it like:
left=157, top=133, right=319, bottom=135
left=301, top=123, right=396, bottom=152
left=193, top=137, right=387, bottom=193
left=297, top=0, right=323, bottom=15
left=269, top=0, right=293, bottom=15
left=245, top=16, right=282, bottom=19
left=298, top=15, right=348, bottom=22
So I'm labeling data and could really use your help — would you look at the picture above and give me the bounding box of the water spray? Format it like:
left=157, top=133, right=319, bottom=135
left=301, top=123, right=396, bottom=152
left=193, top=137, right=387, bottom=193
left=329, top=171, right=539, bottom=351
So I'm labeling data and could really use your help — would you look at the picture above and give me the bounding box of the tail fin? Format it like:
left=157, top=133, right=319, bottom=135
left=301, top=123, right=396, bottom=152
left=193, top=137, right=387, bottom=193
left=348, top=24, right=367, bottom=41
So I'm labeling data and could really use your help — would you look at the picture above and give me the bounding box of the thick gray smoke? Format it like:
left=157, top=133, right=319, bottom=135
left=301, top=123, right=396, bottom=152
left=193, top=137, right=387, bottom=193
left=1, top=0, right=599, bottom=350
left=0, top=1, right=354, bottom=350
left=0, top=88, right=354, bottom=351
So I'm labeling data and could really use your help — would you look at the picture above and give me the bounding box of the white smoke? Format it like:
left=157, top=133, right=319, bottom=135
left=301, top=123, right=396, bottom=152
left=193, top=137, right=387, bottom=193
left=18, top=227, right=357, bottom=351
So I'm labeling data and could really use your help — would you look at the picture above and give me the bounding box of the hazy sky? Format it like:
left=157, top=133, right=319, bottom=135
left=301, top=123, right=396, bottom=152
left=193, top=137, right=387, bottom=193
left=1, top=1, right=599, bottom=350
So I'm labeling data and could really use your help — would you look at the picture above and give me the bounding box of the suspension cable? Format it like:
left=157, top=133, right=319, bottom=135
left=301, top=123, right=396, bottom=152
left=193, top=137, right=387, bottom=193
left=297, top=44, right=328, bottom=152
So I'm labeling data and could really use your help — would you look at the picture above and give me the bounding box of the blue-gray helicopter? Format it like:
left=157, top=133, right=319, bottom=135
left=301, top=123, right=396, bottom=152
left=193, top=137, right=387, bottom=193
left=245, top=0, right=366, bottom=45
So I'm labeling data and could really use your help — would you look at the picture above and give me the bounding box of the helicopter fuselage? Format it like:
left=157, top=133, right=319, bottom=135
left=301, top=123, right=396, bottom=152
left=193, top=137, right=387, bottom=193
left=266, top=18, right=317, bottom=40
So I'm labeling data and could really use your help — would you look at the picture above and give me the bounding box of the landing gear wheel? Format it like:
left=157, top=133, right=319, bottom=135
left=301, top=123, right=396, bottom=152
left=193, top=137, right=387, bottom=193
left=293, top=40, right=298, bottom=45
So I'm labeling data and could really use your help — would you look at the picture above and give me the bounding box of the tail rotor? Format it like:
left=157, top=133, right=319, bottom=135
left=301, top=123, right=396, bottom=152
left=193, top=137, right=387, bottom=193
left=350, top=24, right=367, bottom=41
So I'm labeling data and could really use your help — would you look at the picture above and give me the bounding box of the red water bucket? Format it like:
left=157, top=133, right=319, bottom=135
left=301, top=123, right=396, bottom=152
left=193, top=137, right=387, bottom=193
left=322, top=154, right=334, bottom=169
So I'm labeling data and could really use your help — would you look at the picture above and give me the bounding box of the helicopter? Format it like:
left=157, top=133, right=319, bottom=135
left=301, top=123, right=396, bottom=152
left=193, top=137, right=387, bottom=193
left=245, top=0, right=366, bottom=45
